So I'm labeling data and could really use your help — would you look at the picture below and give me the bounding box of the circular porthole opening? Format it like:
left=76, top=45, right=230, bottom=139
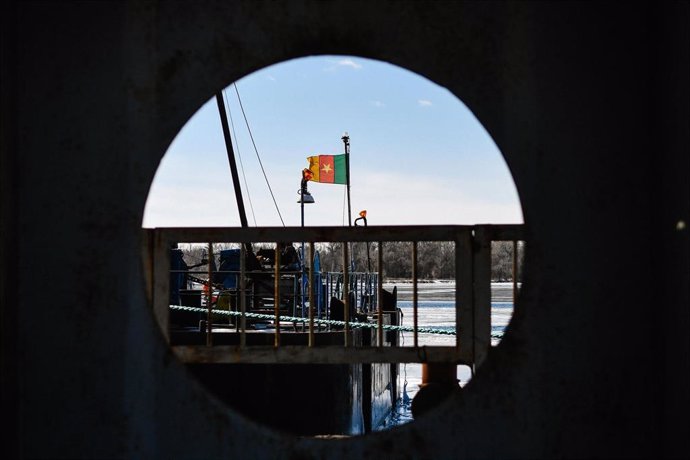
left=143, top=55, right=524, bottom=436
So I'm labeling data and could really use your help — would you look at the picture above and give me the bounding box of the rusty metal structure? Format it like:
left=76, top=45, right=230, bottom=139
left=149, top=224, right=522, bottom=435
left=149, top=225, right=522, bottom=368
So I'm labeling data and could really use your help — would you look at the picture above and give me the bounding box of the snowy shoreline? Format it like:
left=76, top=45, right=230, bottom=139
left=384, top=279, right=521, bottom=286
left=382, top=280, right=521, bottom=302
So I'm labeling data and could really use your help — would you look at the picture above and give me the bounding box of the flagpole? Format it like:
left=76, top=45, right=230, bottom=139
left=342, top=132, right=351, bottom=227
left=342, top=133, right=355, bottom=276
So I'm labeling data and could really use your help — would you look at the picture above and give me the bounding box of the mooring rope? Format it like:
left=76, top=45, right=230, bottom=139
left=169, top=304, right=505, bottom=339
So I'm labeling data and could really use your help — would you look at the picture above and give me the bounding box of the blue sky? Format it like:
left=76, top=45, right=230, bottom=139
left=142, top=55, right=523, bottom=228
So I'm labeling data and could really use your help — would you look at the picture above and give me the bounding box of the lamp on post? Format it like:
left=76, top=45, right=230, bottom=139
left=298, top=168, right=315, bottom=320
left=298, top=168, right=315, bottom=225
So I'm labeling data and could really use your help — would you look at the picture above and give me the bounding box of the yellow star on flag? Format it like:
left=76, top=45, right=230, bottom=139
left=321, top=163, right=332, bottom=174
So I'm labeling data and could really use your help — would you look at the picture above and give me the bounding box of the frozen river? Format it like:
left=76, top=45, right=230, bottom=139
left=377, top=281, right=518, bottom=431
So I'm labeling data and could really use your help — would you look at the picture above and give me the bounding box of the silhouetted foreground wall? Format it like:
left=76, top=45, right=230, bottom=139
left=1, top=1, right=688, bottom=458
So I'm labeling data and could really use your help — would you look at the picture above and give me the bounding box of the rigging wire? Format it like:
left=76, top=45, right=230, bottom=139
left=233, top=82, right=285, bottom=226
left=222, top=89, right=257, bottom=226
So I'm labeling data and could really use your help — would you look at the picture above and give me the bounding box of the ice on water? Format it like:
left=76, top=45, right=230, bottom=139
left=376, top=281, right=516, bottom=431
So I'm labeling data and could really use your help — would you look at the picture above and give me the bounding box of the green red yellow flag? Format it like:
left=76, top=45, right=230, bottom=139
left=307, top=154, right=347, bottom=184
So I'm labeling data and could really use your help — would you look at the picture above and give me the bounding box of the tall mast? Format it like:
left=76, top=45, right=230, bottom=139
left=342, top=132, right=351, bottom=227
left=216, top=91, right=248, bottom=228
left=342, top=133, right=354, bottom=271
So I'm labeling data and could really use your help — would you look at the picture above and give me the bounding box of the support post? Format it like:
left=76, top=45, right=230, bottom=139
left=342, top=133, right=351, bottom=227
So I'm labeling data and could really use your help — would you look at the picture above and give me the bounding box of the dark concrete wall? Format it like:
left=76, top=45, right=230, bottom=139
left=1, top=1, right=688, bottom=458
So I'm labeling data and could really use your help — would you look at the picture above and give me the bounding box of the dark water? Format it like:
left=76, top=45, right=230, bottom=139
left=375, top=282, right=517, bottom=431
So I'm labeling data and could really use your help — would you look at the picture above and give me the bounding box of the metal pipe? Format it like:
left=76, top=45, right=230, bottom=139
left=377, top=241, right=383, bottom=347
left=300, top=175, right=306, bottom=324
left=274, top=244, right=280, bottom=347
left=309, top=242, right=315, bottom=347
left=206, top=243, right=214, bottom=347
left=342, top=133, right=351, bottom=227
left=343, top=241, right=350, bottom=347
left=240, top=244, right=246, bottom=348
left=158, top=223, right=523, bottom=245
left=454, top=236, right=463, bottom=351
left=413, top=241, right=418, bottom=348
left=512, top=239, right=518, bottom=303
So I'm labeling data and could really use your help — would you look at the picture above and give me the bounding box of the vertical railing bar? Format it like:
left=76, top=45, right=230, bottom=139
left=412, top=241, right=418, bottom=349
left=234, top=277, right=239, bottom=333
left=512, top=239, right=518, bottom=304
left=330, top=272, right=334, bottom=323
left=360, top=275, right=364, bottom=311
left=343, top=242, right=350, bottom=347
left=308, top=242, right=315, bottom=347
left=355, top=275, right=359, bottom=312
left=227, top=266, right=233, bottom=326
left=456, top=229, right=474, bottom=365
left=153, top=231, right=171, bottom=344
left=377, top=241, right=384, bottom=347
left=455, top=237, right=460, bottom=350
left=240, top=244, right=246, bottom=348
left=473, top=227, right=492, bottom=368
left=361, top=275, right=364, bottom=310
left=274, top=244, right=281, bottom=347
left=299, top=245, right=304, bottom=326
left=206, top=242, right=214, bottom=347
left=326, top=273, right=330, bottom=324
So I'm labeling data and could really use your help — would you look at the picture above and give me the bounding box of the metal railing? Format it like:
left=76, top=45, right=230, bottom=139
left=144, top=224, right=524, bottom=368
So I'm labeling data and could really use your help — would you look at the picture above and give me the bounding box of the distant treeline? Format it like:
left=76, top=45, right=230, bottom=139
left=313, top=240, right=524, bottom=282
left=179, top=241, right=524, bottom=282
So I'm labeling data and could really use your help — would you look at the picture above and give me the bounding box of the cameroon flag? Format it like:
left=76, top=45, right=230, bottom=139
left=307, top=154, right=347, bottom=184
